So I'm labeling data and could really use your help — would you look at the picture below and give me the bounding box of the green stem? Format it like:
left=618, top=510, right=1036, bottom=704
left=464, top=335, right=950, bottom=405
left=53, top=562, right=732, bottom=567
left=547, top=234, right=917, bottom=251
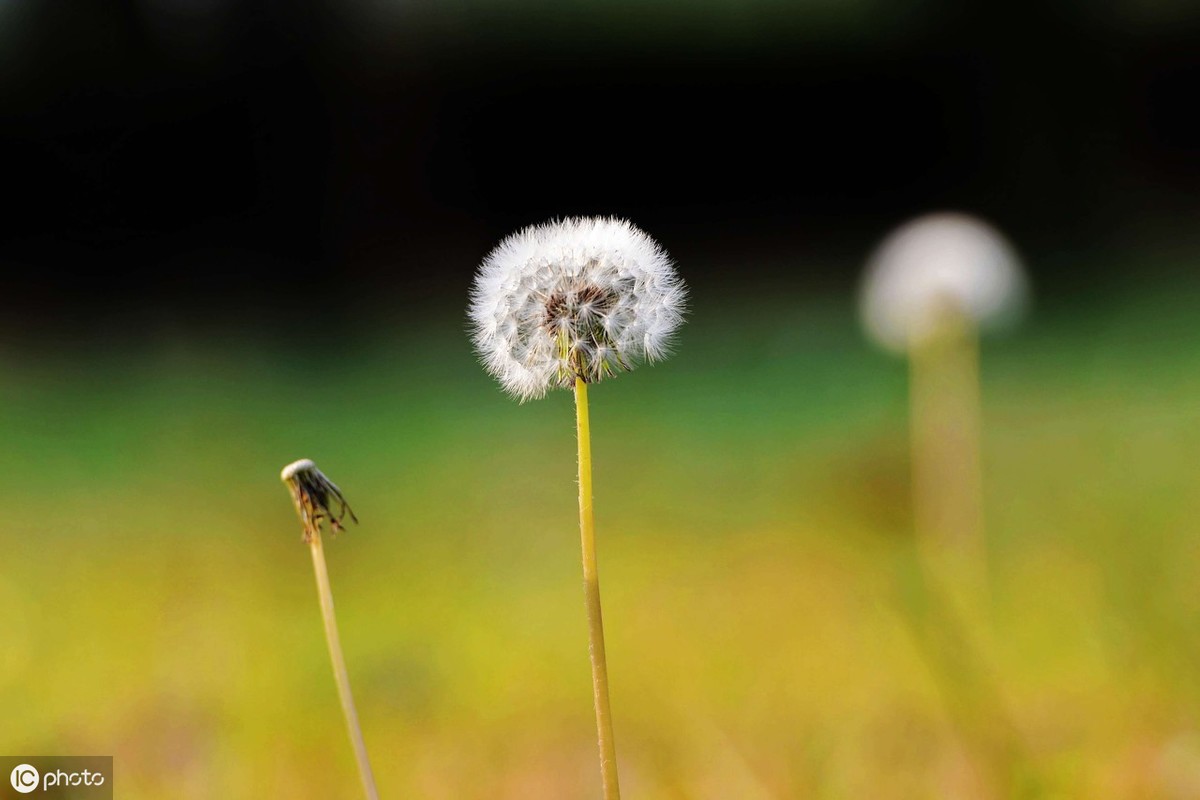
left=575, top=377, right=622, bottom=800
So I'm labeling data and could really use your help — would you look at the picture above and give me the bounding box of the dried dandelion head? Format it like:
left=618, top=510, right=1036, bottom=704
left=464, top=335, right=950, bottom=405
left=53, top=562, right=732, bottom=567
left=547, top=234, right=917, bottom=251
left=860, top=212, right=1028, bottom=353
left=280, top=458, right=358, bottom=542
left=468, top=217, right=687, bottom=401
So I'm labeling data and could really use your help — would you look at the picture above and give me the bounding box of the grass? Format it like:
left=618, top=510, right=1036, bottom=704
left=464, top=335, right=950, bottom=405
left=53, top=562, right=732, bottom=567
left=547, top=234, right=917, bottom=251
left=2, top=280, right=1200, bottom=798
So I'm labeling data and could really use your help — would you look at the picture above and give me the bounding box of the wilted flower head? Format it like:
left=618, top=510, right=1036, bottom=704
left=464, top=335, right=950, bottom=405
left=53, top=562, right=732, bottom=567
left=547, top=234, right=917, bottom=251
left=860, top=212, right=1028, bottom=353
left=469, top=217, right=686, bottom=401
left=280, top=458, right=357, bottom=542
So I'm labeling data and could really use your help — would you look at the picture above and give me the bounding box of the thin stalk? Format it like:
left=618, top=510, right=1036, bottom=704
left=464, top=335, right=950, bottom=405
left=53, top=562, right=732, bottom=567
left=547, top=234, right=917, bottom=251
left=310, top=532, right=380, bottom=800
left=574, top=377, right=622, bottom=800
left=908, top=308, right=987, bottom=587
left=907, top=310, right=1022, bottom=796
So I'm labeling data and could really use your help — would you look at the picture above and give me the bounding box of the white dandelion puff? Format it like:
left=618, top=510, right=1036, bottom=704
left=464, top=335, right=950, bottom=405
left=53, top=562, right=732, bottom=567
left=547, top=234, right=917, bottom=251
left=860, top=212, right=1028, bottom=353
left=468, top=217, right=687, bottom=400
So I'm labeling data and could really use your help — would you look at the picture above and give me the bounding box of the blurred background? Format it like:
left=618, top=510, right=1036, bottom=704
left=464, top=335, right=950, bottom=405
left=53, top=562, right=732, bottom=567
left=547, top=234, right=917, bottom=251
left=2, top=1, right=1199, bottom=797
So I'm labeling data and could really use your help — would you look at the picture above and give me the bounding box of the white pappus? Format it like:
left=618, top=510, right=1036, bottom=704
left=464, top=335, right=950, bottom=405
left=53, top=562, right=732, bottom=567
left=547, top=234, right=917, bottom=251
left=860, top=212, right=1028, bottom=353
left=469, top=217, right=687, bottom=401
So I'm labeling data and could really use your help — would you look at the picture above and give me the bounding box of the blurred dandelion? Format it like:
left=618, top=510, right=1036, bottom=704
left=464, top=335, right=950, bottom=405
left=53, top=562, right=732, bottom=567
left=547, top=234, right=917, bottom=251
left=280, top=458, right=379, bottom=800
left=469, top=217, right=687, bottom=800
left=862, top=215, right=1031, bottom=799
left=860, top=213, right=1027, bottom=570
left=860, top=213, right=1027, bottom=355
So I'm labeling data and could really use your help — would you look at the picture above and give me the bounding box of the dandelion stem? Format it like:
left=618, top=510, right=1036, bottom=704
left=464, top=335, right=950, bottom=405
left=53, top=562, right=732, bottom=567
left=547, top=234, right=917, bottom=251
left=574, top=377, right=622, bottom=800
left=908, top=305, right=987, bottom=587
left=309, top=532, right=380, bottom=800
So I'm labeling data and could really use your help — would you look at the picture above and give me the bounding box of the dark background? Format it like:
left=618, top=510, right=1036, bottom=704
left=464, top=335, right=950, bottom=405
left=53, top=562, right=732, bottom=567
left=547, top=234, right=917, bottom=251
left=1, top=0, right=1197, bottom=341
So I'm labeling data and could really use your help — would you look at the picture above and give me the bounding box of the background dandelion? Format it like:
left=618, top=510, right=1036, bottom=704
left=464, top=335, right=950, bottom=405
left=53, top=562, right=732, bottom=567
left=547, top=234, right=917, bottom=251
left=859, top=213, right=1032, bottom=795
left=860, top=212, right=1027, bottom=573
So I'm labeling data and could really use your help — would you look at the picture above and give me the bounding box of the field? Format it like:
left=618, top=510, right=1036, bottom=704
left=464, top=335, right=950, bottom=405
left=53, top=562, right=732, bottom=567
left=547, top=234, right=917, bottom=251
left=3, top=275, right=1200, bottom=798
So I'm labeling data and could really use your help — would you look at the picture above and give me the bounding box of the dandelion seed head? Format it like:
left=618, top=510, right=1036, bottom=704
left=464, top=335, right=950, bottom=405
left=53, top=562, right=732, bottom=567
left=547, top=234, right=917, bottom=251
left=860, top=212, right=1028, bottom=353
left=469, top=217, right=687, bottom=400
left=280, top=458, right=357, bottom=543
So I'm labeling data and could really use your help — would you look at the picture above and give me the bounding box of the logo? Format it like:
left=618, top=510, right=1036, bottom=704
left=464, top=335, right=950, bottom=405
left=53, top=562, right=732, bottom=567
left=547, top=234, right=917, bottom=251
left=2, top=758, right=110, bottom=797
left=9, top=764, right=39, bottom=794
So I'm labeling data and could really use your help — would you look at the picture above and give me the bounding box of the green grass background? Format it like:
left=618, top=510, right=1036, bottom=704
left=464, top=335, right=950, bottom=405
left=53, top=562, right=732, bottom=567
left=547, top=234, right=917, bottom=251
left=3, top=273, right=1200, bottom=798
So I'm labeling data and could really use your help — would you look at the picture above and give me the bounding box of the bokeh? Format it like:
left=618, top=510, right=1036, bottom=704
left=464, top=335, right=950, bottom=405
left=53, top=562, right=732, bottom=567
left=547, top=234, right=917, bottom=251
left=2, top=1, right=1200, bottom=797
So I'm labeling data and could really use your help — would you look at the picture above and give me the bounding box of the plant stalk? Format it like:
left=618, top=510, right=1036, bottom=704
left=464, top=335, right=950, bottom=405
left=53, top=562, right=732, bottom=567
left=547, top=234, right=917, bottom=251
left=310, top=532, right=380, bottom=800
left=574, top=377, right=622, bottom=800
left=908, top=306, right=987, bottom=587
